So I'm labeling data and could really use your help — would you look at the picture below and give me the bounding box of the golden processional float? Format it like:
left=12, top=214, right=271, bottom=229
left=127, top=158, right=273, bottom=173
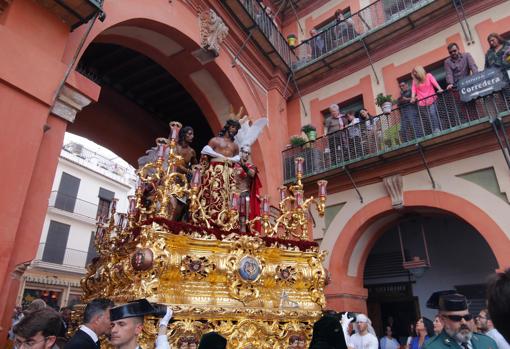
left=80, top=121, right=329, bottom=348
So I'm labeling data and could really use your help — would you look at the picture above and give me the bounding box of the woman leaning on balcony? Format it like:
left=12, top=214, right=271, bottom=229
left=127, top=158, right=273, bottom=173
left=410, top=65, right=443, bottom=134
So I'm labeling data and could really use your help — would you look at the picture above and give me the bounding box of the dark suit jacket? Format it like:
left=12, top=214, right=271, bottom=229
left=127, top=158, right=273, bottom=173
left=64, top=329, right=98, bottom=349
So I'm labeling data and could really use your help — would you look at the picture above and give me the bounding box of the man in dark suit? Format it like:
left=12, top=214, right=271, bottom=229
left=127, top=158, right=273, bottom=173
left=64, top=298, right=114, bottom=349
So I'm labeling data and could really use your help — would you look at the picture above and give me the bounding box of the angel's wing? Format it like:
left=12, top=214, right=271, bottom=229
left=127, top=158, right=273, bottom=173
left=235, top=117, right=268, bottom=147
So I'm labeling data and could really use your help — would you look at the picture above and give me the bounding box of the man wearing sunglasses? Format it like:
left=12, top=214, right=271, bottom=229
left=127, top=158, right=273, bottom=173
left=423, top=293, right=497, bottom=349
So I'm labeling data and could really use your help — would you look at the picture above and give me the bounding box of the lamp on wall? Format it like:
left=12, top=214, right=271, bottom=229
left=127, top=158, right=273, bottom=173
left=398, top=218, right=431, bottom=279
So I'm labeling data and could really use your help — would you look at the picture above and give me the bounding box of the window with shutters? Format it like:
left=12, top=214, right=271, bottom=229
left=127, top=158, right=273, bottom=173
left=96, top=187, right=115, bottom=219
left=42, top=221, right=70, bottom=264
left=54, top=172, right=81, bottom=212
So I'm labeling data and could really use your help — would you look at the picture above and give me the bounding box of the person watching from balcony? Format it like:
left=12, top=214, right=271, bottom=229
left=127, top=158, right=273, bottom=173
left=398, top=81, right=421, bottom=141
left=444, top=43, right=478, bottom=90
left=485, top=33, right=510, bottom=71
left=325, top=104, right=345, bottom=134
left=359, top=108, right=381, bottom=153
left=345, top=111, right=361, bottom=159
left=325, top=104, right=345, bottom=165
left=444, top=43, right=479, bottom=124
left=309, top=28, right=326, bottom=60
left=334, top=10, right=357, bottom=45
left=410, top=65, right=443, bottom=134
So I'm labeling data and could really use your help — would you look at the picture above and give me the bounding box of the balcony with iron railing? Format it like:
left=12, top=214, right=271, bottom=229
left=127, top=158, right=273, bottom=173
left=282, top=88, right=510, bottom=183
left=222, top=0, right=296, bottom=71
left=223, top=0, right=465, bottom=81
left=62, top=142, right=137, bottom=187
left=48, top=191, right=100, bottom=224
left=33, top=242, right=92, bottom=274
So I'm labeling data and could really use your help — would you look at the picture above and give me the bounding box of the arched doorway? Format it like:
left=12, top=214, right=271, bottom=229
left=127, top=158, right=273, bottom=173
left=72, top=41, right=214, bottom=165
left=363, top=212, right=498, bottom=339
left=326, top=191, right=510, bottom=319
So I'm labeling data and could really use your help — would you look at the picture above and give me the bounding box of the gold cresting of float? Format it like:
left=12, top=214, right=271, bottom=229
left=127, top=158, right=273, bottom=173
left=249, top=157, right=327, bottom=240
left=80, top=121, right=329, bottom=348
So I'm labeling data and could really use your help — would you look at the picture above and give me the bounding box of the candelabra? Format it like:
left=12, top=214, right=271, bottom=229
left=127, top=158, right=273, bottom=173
left=272, top=157, right=327, bottom=240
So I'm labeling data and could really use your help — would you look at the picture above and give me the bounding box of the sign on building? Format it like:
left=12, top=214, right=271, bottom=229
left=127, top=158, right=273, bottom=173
left=458, top=68, right=508, bottom=102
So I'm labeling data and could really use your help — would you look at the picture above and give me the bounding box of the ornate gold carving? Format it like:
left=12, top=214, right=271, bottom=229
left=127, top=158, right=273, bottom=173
left=180, top=256, right=215, bottom=279
left=78, top=121, right=328, bottom=348
left=199, top=9, right=228, bottom=57
left=226, top=236, right=265, bottom=304
left=275, top=265, right=298, bottom=285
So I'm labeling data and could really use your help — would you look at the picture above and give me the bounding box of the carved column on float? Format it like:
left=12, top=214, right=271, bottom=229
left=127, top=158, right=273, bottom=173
left=51, top=85, right=93, bottom=123
left=383, top=174, right=404, bottom=209
left=198, top=9, right=228, bottom=57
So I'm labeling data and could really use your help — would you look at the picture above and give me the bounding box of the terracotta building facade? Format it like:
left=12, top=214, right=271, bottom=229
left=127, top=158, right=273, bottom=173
left=0, top=0, right=509, bottom=343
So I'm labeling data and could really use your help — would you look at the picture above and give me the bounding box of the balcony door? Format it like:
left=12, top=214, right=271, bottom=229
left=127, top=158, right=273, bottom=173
left=55, top=172, right=81, bottom=212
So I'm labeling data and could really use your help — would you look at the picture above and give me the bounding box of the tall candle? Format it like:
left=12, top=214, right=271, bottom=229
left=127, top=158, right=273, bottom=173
left=294, top=157, right=304, bottom=175
left=191, top=166, right=201, bottom=188
left=261, top=196, right=270, bottom=215
left=231, top=192, right=240, bottom=211
left=279, top=186, right=287, bottom=201
left=318, top=180, right=328, bottom=197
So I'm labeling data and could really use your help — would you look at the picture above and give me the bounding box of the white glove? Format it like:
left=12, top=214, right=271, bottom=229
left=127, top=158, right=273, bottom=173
left=340, top=312, right=354, bottom=328
left=159, top=306, right=173, bottom=327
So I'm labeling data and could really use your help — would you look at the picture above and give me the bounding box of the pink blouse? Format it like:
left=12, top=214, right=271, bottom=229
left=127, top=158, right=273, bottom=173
left=412, top=73, right=440, bottom=106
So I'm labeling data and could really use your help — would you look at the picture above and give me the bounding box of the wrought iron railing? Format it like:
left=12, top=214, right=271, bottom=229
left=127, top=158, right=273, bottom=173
left=61, top=142, right=138, bottom=187
left=35, top=242, right=91, bottom=269
left=236, top=0, right=296, bottom=68
left=48, top=191, right=99, bottom=220
left=292, top=0, right=433, bottom=69
left=282, top=88, right=510, bottom=182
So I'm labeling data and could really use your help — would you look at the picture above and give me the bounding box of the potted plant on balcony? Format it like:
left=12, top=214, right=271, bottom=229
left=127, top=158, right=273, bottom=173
left=375, top=93, right=396, bottom=114
left=287, top=34, right=297, bottom=48
left=290, top=135, right=307, bottom=148
left=301, top=124, right=317, bottom=141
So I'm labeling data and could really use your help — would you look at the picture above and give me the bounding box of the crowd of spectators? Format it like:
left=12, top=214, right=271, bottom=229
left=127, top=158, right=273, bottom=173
left=288, top=32, right=510, bottom=174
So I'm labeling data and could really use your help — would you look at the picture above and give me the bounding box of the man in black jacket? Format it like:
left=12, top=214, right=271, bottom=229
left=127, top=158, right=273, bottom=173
left=65, top=298, right=114, bottom=349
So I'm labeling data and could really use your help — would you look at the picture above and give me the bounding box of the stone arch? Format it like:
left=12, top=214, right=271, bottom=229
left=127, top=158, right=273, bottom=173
left=326, top=190, right=510, bottom=312
left=64, top=0, right=276, bottom=189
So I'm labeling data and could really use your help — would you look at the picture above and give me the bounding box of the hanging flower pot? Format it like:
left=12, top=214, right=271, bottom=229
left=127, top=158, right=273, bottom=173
left=287, top=34, right=297, bottom=48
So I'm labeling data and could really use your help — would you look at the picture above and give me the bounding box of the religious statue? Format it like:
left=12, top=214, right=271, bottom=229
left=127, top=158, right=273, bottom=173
left=196, top=118, right=242, bottom=229
left=136, top=122, right=198, bottom=220
left=233, top=115, right=268, bottom=231
left=172, top=126, right=198, bottom=221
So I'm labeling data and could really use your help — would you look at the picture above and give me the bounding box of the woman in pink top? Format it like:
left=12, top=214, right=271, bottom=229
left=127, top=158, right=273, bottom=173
left=410, top=65, right=443, bottom=133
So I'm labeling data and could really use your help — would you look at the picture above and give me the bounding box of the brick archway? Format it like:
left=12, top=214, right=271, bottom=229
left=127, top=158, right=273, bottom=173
left=326, top=190, right=510, bottom=312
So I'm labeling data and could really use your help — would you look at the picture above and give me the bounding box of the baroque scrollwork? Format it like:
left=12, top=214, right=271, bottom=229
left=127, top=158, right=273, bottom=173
left=199, top=9, right=228, bottom=57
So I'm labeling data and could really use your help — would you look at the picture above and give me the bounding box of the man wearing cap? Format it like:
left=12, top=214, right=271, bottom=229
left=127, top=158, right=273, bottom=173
left=423, top=293, right=497, bottom=349
left=109, top=299, right=173, bottom=349
left=348, top=314, right=378, bottom=349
